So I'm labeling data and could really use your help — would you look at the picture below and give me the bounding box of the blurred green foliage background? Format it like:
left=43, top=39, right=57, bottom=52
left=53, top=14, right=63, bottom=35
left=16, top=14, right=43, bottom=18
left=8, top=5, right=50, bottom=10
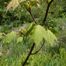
left=0, top=0, right=66, bottom=66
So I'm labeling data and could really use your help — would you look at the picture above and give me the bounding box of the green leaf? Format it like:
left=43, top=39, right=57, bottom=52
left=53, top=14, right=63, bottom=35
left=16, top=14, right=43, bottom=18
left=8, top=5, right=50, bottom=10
left=48, top=0, right=51, bottom=3
left=45, top=29, right=57, bottom=46
left=17, top=37, right=23, bottom=43
left=29, top=0, right=40, bottom=7
left=0, top=33, right=5, bottom=40
left=3, top=31, right=17, bottom=44
left=0, top=33, right=3, bottom=39
left=30, top=25, right=57, bottom=47
left=31, top=25, right=45, bottom=45
left=19, top=23, right=35, bottom=35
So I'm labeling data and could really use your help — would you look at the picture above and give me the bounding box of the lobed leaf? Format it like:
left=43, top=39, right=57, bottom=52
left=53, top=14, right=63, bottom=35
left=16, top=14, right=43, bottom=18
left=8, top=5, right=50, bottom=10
left=30, top=25, right=57, bottom=47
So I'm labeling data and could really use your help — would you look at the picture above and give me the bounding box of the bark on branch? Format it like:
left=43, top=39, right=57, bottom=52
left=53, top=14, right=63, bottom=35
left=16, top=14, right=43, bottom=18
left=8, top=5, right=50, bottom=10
left=43, top=0, right=54, bottom=26
left=22, top=43, right=35, bottom=66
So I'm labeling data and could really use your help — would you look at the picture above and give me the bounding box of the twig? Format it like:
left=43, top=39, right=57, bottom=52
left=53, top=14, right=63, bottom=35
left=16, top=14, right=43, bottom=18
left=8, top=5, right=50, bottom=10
left=29, top=11, right=37, bottom=24
left=43, top=0, right=54, bottom=26
left=31, top=43, right=44, bottom=55
left=22, top=43, right=35, bottom=66
left=26, top=8, right=37, bottom=24
left=31, top=39, right=45, bottom=55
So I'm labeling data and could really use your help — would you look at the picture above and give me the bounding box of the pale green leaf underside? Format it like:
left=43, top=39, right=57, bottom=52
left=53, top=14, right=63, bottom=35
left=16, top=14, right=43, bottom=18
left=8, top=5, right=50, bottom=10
left=30, top=25, right=57, bottom=46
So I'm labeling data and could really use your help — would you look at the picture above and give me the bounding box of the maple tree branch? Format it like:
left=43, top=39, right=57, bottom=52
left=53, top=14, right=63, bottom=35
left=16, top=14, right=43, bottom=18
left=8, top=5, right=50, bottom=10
left=22, top=43, right=35, bottom=66
left=43, top=0, right=54, bottom=26
left=31, top=39, right=45, bottom=55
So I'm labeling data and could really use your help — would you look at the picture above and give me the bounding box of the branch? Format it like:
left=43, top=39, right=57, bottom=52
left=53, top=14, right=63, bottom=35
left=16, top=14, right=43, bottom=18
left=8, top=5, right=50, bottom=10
left=42, top=0, right=54, bottom=26
left=31, top=39, right=45, bottom=55
left=22, top=43, right=35, bottom=66
left=29, top=11, right=37, bottom=24
left=26, top=8, right=37, bottom=24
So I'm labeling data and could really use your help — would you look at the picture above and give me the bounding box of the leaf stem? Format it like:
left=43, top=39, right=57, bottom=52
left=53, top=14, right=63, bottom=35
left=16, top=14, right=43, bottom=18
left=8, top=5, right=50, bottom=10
left=31, top=39, right=45, bottom=55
